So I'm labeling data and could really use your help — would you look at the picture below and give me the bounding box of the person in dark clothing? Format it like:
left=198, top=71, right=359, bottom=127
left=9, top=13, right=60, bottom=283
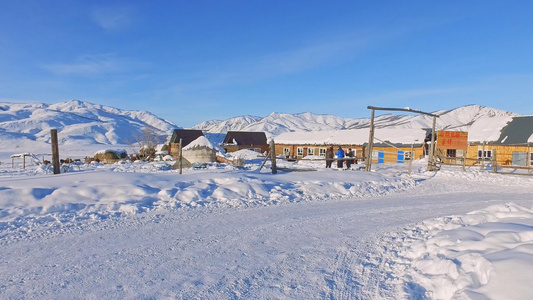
left=335, top=146, right=345, bottom=169
left=325, top=146, right=334, bottom=168
left=346, top=148, right=354, bottom=169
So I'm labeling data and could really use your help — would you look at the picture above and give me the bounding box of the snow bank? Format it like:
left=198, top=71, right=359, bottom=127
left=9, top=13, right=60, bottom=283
left=0, top=161, right=417, bottom=236
left=385, top=203, right=533, bottom=299
left=226, top=149, right=265, bottom=160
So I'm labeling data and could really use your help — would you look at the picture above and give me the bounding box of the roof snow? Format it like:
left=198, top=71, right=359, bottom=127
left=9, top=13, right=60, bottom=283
left=183, top=136, right=214, bottom=150
left=274, top=128, right=427, bottom=145
left=467, top=116, right=513, bottom=143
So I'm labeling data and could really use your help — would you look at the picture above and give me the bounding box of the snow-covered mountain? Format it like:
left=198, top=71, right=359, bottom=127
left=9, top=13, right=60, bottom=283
left=193, top=105, right=519, bottom=137
left=0, top=100, right=178, bottom=148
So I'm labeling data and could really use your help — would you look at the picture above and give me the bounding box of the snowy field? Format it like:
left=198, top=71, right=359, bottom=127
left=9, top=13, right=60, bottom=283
left=0, top=148, right=532, bottom=299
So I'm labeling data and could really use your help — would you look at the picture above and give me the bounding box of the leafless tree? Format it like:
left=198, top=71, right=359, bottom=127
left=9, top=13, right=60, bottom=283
left=130, top=127, right=159, bottom=161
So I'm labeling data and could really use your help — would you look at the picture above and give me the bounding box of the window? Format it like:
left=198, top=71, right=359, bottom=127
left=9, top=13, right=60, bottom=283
left=512, top=152, right=527, bottom=166
left=404, top=151, right=412, bottom=160
left=283, top=148, right=290, bottom=157
left=307, top=148, right=315, bottom=156
left=530, top=152, right=533, bottom=166
left=477, top=149, right=492, bottom=160
left=319, top=148, right=327, bottom=157
left=297, top=147, right=304, bottom=156
left=446, top=149, right=457, bottom=158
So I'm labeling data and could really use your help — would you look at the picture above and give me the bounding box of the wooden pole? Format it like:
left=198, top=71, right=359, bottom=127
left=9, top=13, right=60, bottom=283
left=259, top=151, right=270, bottom=171
left=51, top=129, right=60, bottom=174
left=23, top=154, right=26, bottom=169
left=365, top=109, right=375, bottom=172
left=492, top=148, right=497, bottom=173
left=408, top=144, right=414, bottom=175
left=526, top=143, right=532, bottom=171
left=427, top=116, right=437, bottom=171
left=270, top=139, right=277, bottom=174
left=462, top=151, right=466, bottom=171
left=481, top=142, right=486, bottom=171
left=178, top=138, right=183, bottom=174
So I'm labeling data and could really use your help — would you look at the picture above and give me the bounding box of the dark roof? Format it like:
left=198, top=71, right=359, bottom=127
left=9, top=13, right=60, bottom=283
left=222, top=131, right=267, bottom=145
left=495, top=116, right=533, bottom=145
left=169, top=129, right=204, bottom=147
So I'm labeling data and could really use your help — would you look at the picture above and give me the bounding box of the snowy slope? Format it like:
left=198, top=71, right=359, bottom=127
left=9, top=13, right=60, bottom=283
left=0, top=100, right=178, bottom=147
left=193, top=105, right=519, bottom=137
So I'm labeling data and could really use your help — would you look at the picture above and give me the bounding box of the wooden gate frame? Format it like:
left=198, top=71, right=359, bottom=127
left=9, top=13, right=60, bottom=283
left=365, top=106, right=439, bottom=172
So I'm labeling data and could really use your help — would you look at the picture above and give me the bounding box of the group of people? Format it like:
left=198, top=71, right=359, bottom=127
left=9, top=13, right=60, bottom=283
left=325, top=146, right=356, bottom=169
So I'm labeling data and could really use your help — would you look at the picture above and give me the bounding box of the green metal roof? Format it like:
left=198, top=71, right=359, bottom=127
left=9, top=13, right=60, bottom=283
left=496, top=116, right=533, bottom=145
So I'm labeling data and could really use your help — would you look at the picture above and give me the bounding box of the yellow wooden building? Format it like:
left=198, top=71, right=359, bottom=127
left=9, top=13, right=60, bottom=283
left=435, top=116, right=533, bottom=168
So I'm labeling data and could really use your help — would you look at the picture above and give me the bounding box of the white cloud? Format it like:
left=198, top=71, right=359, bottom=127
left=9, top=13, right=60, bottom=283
left=43, top=54, right=146, bottom=76
left=90, top=4, right=136, bottom=31
left=169, top=31, right=378, bottom=92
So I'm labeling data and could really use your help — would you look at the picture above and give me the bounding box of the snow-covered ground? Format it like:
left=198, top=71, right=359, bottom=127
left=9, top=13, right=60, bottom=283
left=0, top=149, right=532, bottom=299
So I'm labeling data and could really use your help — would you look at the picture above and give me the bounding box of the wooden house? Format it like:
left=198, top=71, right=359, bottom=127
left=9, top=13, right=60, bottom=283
left=434, top=130, right=468, bottom=165
left=274, top=130, right=366, bottom=161
left=220, top=131, right=268, bottom=154
left=275, top=128, right=428, bottom=163
left=465, top=116, right=533, bottom=167
left=366, top=129, right=428, bottom=164
left=167, top=129, right=205, bottom=159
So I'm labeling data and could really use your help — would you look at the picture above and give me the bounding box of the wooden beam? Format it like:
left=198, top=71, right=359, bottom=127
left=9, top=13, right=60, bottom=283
left=367, top=106, right=439, bottom=117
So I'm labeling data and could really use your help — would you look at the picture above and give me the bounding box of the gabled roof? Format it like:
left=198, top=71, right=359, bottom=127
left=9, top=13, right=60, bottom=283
left=468, top=116, right=533, bottom=144
left=222, top=131, right=267, bottom=145
left=169, top=129, right=204, bottom=147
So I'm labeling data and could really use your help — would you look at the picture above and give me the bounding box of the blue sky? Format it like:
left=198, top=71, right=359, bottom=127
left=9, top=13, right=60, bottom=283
left=1, top=1, right=532, bottom=127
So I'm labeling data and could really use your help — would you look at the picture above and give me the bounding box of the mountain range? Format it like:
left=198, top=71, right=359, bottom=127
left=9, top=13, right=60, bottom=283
left=193, top=105, right=519, bottom=137
left=0, top=100, right=520, bottom=149
left=0, top=100, right=176, bottom=148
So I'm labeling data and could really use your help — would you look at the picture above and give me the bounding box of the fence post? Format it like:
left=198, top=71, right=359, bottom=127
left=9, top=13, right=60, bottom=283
left=178, top=138, right=183, bottom=174
left=408, top=144, right=413, bottom=175
left=492, top=148, right=497, bottom=173
left=365, top=108, right=375, bottom=172
left=481, top=142, right=486, bottom=171
left=270, top=139, right=277, bottom=174
left=526, top=143, right=532, bottom=173
left=51, top=129, right=60, bottom=174
left=428, top=116, right=437, bottom=171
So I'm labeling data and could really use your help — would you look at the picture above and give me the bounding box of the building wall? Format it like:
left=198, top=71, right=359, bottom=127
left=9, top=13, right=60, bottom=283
left=182, top=147, right=217, bottom=165
left=275, top=144, right=364, bottom=160
left=370, top=145, right=424, bottom=163
left=465, top=143, right=532, bottom=166
left=168, top=143, right=180, bottom=159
